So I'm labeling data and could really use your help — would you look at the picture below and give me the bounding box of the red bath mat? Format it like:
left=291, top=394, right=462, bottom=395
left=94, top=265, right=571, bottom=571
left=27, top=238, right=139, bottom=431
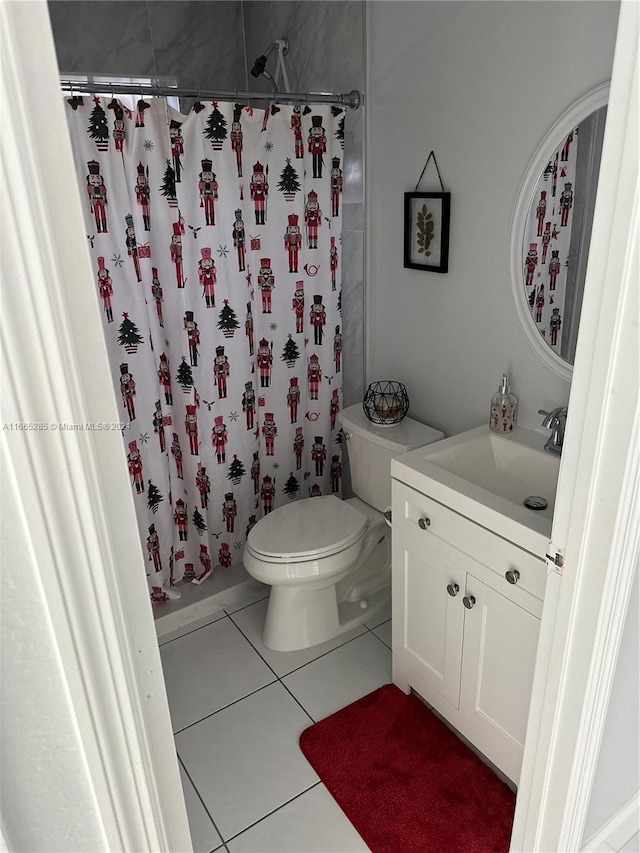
left=299, top=684, right=515, bottom=852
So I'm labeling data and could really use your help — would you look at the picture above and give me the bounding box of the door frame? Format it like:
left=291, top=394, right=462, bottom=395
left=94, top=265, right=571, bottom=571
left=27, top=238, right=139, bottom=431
left=1, top=0, right=637, bottom=849
left=510, top=2, right=639, bottom=848
left=1, top=2, right=192, bottom=849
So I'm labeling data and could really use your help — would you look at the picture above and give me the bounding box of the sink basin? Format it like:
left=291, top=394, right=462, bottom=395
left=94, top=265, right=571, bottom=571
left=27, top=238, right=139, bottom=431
left=392, top=425, right=560, bottom=553
left=423, top=429, right=559, bottom=506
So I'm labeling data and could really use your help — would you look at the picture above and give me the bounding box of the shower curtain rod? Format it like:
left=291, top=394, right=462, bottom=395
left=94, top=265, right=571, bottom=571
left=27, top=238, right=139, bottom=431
left=60, top=80, right=361, bottom=110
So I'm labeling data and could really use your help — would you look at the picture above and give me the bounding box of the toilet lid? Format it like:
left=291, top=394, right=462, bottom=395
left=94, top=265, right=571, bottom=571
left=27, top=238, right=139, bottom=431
left=248, top=495, right=368, bottom=561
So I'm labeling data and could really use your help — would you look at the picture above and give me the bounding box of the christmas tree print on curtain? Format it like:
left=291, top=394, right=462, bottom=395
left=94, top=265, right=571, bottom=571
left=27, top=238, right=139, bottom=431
left=281, top=334, right=300, bottom=368
left=118, top=312, right=144, bottom=353
left=278, top=158, right=301, bottom=202
left=217, top=300, right=240, bottom=337
left=283, top=472, right=300, bottom=500
left=176, top=357, right=194, bottom=393
left=203, top=102, right=228, bottom=150
left=147, top=481, right=164, bottom=514
left=64, top=96, right=345, bottom=603
left=160, top=160, right=179, bottom=208
left=87, top=97, right=109, bottom=150
left=192, top=508, right=207, bottom=535
left=335, top=115, right=345, bottom=150
left=228, top=455, right=246, bottom=485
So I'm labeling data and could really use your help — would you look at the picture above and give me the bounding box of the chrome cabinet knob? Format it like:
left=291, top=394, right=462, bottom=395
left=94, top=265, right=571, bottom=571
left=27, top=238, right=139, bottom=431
left=463, top=595, right=476, bottom=609
left=446, top=583, right=459, bottom=597
left=417, top=516, right=431, bottom=530
left=505, top=569, right=520, bottom=585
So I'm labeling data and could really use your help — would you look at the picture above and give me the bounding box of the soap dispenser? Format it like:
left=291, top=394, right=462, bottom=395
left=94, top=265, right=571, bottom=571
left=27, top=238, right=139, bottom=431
left=490, top=373, right=517, bottom=433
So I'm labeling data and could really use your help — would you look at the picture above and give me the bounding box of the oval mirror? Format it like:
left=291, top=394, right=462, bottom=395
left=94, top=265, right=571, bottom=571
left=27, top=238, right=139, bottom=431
left=509, top=83, right=609, bottom=381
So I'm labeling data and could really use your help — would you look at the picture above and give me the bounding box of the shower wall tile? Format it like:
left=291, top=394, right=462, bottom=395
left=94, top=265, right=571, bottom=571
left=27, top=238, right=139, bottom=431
left=49, top=0, right=246, bottom=91
left=243, top=1, right=366, bottom=405
left=341, top=229, right=364, bottom=297
left=244, top=1, right=363, bottom=93
left=341, top=230, right=364, bottom=408
left=240, top=1, right=276, bottom=96
left=342, top=291, right=365, bottom=407
left=343, top=202, right=364, bottom=235
left=49, top=0, right=366, bottom=406
left=343, top=108, right=364, bottom=204
left=147, top=1, right=245, bottom=91
left=49, top=0, right=155, bottom=77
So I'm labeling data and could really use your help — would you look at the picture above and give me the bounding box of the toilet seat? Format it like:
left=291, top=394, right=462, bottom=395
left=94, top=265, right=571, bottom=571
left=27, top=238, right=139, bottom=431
left=247, top=495, right=368, bottom=563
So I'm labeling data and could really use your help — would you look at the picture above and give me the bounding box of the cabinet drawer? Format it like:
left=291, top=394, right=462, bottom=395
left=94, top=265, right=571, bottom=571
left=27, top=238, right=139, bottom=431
left=392, top=479, right=547, bottom=602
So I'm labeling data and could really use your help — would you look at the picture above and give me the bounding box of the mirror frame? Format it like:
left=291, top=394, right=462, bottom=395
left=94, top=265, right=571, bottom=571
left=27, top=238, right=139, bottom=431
left=509, top=81, right=610, bottom=382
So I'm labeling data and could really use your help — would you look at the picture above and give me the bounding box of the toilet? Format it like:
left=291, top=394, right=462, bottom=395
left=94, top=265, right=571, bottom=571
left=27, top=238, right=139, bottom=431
left=243, top=404, right=444, bottom=651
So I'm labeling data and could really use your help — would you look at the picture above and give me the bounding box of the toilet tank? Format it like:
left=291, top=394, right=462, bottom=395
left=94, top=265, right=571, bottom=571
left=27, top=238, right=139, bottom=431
left=338, top=404, right=444, bottom=511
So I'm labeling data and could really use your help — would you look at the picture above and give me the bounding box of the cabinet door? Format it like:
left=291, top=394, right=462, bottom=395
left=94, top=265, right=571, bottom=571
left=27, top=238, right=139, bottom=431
left=392, top=530, right=466, bottom=707
left=460, top=574, right=540, bottom=781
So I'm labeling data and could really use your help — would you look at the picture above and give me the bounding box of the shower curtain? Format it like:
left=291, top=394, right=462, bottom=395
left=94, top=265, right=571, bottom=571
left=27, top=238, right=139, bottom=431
left=65, top=96, right=345, bottom=601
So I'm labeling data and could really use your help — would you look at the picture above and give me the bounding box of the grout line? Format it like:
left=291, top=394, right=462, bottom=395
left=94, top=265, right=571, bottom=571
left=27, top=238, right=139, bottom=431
left=364, top=620, right=392, bottom=649
left=173, top=613, right=392, bottom=843
left=222, top=592, right=269, bottom=617
left=173, top=678, right=278, bottom=736
left=170, top=616, right=392, bottom=735
left=145, top=0, right=159, bottom=83
left=279, top=629, right=371, bottom=678
left=159, top=612, right=228, bottom=647
left=223, top=781, right=323, bottom=846
left=278, top=678, right=317, bottom=725
left=178, top=754, right=228, bottom=851
left=227, top=610, right=374, bottom=679
left=240, top=0, right=249, bottom=92
left=225, top=613, right=315, bottom=723
left=158, top=589, right=271, bottom=648
left=226, top=613, right=283, bottom=678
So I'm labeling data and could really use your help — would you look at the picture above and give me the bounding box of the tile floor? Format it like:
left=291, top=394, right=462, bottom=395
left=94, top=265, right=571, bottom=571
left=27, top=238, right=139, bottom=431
left=159, top=590, right=393, bottom=853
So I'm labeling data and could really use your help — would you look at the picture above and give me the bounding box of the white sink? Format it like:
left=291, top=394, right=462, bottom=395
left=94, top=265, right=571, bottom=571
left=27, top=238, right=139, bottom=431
left=392, top=425, right=560, bottom=554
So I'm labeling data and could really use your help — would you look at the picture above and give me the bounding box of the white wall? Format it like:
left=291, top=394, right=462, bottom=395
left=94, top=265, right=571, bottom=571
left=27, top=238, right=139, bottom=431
left=1, top=2, right=192, bottom=849
left=582, top=567, right=640, bottom=843
left=366, top=1, right=619, bottom=436
left=1, top=445, right=109, bottom=853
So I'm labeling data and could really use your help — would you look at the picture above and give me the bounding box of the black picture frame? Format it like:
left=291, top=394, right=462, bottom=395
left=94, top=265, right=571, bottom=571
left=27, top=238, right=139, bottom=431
left=403, top=192, right=451, bottom=273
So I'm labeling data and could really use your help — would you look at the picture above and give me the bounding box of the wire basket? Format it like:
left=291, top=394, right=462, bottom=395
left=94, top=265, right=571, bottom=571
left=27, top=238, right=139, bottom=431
left=363, top=381, right=410, bottom=426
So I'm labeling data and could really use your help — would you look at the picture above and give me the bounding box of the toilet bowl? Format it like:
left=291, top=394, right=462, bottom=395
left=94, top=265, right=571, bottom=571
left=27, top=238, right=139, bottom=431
left=243, top=404, right=444, bottom=652
left=244, top=495, right=390, bottom=651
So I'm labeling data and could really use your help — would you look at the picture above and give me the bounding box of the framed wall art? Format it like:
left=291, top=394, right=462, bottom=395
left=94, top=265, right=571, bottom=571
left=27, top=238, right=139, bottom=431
left=403, top=191, right=451, bottom=273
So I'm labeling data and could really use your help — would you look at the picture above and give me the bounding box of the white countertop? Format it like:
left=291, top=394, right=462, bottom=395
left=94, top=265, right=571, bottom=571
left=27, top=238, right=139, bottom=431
left=391, top=425, right=560, bottom=556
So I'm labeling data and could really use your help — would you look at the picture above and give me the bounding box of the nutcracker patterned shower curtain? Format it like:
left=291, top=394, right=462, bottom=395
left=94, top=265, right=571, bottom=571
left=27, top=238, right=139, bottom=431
left=65, top=96, right=345, bottom=602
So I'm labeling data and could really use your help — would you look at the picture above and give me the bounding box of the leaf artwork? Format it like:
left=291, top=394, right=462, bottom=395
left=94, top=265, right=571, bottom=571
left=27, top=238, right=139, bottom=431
left=415, top=204, right=434, bottom=256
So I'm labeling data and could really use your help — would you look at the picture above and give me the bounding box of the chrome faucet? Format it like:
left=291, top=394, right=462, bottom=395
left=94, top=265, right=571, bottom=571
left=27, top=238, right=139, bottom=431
left=538, top=407, right=568, bottom=456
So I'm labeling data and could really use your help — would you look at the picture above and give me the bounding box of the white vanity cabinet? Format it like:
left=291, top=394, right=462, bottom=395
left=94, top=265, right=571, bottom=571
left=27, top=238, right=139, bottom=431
left=391, top=479, right=545, bottom=784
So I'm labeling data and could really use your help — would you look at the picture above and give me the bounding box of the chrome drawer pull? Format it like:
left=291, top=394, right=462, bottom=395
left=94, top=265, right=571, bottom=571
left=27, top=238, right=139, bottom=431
left=417, top=516, right=431, bottom=530
left=505, top=569, right=520, bottom=585
left=463, top=595, right=476, bottom=609
left=446, top=583, right=459, bottom=597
